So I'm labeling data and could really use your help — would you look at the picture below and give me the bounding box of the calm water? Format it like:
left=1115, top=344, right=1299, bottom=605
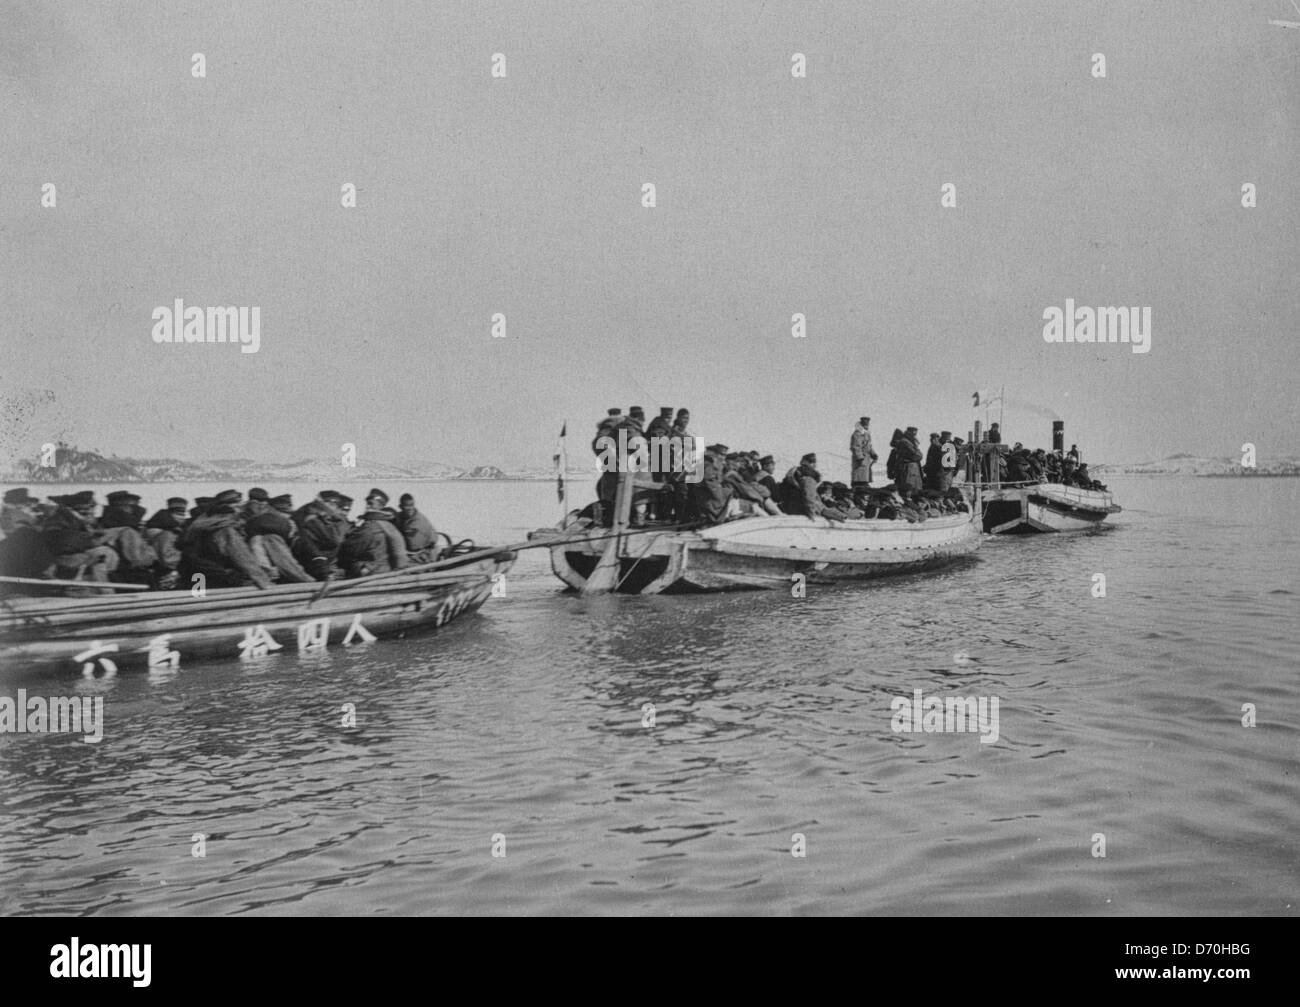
left=1, top=477, right=1297, bottom=916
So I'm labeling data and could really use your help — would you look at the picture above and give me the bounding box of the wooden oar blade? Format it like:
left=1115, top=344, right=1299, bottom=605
left=580, top=540, right=621, bottom=595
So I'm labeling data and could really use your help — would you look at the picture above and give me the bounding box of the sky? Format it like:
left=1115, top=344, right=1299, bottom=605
left=2, top=0, right=1298, bottom=472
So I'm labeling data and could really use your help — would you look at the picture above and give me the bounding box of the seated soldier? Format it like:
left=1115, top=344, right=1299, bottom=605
left=179, top=489, right=272, bottom=590
left=780, top=453, right=843, bottom=520
left=339, top=505, right=408, bottom=578
left=245, top=493, right=314, bottom=583
left=830, top=483, right=863, bottom=519
left=143, top=497, right=188, bottom=589
left=292, top=491, right=350, bottom=580
left=41, top=491, right=120, bottom=591
left=0, top=488, right=52, bottom=579
left=395, top=493, right=438, bottom=563
left=690, top=443, right=734, bottom=525
left=723, top=455, right=782, bottom=516
left=98, top=490, right=158, bottom=583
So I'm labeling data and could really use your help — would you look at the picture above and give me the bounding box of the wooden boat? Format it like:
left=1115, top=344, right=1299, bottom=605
left=535, top=510, right=981, bottom=594
left=981, top=482, right=1120, bottom=534
left=0, top=549, right=515, bottom=674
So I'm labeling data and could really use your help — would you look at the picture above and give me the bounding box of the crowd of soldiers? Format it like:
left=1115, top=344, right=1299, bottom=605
left=0, top=486, right=441, bottom=592
left=588, top=408, right=971, bottom=528
left=981, top=424, right=1108, bottom=491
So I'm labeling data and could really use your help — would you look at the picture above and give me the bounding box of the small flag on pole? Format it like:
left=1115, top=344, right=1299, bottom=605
left=553, top=422, right=568, bottom=506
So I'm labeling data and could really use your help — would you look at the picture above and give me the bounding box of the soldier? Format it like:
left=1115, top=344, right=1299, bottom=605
left=723, top=455, right=781, bottom=516
left=644, top=406, right=674, bottom=483
left=593, top=407, right=624, bottom=511
left=689, top=443, right=733, bottom=524
left=0, top=488, right=51, bottom=578
left=395, top=493, right=438, bottom=562
left=592, top=407, right=623, bottom=454
left=97, top=491, right=158, bottom=582
left=897, top=427, right=924, bottom=494
left=336, top=494, right=355, bottom=527
left=179, top=489, right=272, bottom=589
left=41, top=491, right=119, bottom=589
left=780, top=453, right=844, bottom=520
left=664, top=408, right=694, bottom=522
left=245, top=494, right=313, bottom=583
left=242, top=488, right=271, bottom=522
left=340, top=505, right=409, bottom=577
left=850, top=416, right=877, bottom=487
left=830, top=482, right=862, bottom=519
left=757, top=455, right=779, bottom=498
left=292, top=491, right=350, bottom=581
left=924, top=432, right=945, bottom=491
left=143, top=498, right=189, bottom=588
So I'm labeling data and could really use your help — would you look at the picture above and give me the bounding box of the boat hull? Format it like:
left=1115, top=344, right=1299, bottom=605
left=982, top=484, right=1120, bottom=534
left=542, top=512, right=980, bottom=594
left=0, top=554, right=514, bottom=674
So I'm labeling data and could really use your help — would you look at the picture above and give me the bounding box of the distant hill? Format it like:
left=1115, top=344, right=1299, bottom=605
left=1093, top=454, right=1300, bottom=477
left=1, top=446, right=558, bottom=483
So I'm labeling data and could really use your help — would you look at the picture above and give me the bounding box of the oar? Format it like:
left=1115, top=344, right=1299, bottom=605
left=305, top=527, right=595, bottom=604
left=0, top=575, right=150, bottom=593
left=582, top=470, right=633, bottom=595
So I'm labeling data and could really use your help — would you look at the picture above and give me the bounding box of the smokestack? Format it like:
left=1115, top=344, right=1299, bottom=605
left=1052, top=421, right=1064, bottom=453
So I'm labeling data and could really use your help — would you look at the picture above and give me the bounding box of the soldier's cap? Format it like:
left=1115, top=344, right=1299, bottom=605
left=166, top=496, right=188, bottom=509
left=213, top=489, right=243, bottom=507
left=929, top=432, right=940, bottom=440
left=336, top=494, right=354, bottom=508
left=675, top=408, right=690, bottom=417
left=367, top=487, right=389, bottom=505
left=760, top=455, right=774, bottom=465
left=940, top=431, right=952, bottom=439
left=3, top=488, right=38, bottom=505
left=832, top=482, right=850, bottom=494
left=62, top=490, right=97, bottom=509
left=629, top=406, right=645, bottom=419
left=399, top=493, right=415, bottom=505
left=318, top=490, right=341, bottom=503
left=607, top=408, right=622, bottom=416
left=271, top=494, right=294, bottom=510
left=248, top=487, right=270, bottom=502
left=659, top=407, right=673, bottom=416
left=860, top=416, right=870, bottom=425
left=707, top=443, right=729, bottom=455
left=106, top=490, right=136, bottom=505
left=800, top=452, right=817, bottom=465
left=906, top=426, right=918, bottom=434
left=195, top=496, right=214, bottom=506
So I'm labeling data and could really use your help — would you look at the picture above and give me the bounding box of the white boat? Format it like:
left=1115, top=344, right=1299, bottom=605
left=981, top=482, right=1120, bottom=534
left=535, top=510, right=981, bottom=594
